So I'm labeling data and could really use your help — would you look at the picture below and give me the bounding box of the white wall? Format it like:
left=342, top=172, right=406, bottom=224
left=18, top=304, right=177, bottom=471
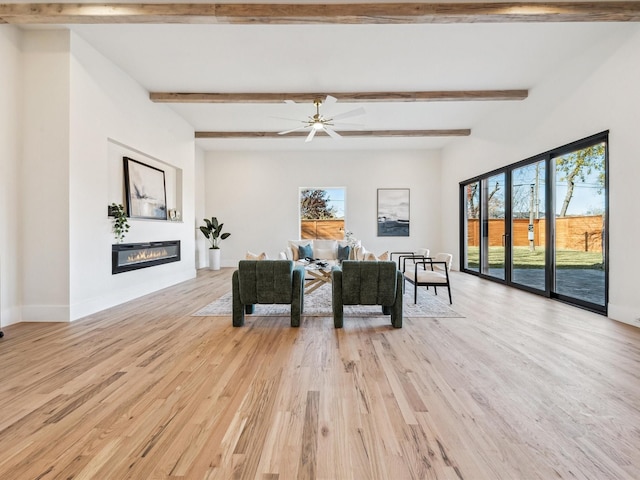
left=3, top=28, right=198, bottom=323
left=0, top=25, right=22, bottom=326
left=194, top=147, right=207, bottom=269
left=203, top=149, right=442, bottom=267
left=441, top=25, right=640, bottom=327
left=67, top=31, right=197, bottom=320
left=21, top=30, right=71, bottom=322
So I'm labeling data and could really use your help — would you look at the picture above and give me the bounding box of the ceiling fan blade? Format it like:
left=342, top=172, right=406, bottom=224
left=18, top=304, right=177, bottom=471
left=324, top=126, right=342, bottom=140
left=305, top=128, right=317, bottom=143
left=278, top=126, right=309, bottom=135
left=331, top=107, right=366, bottom=121
left=324, top=95, right=338, bottom=107
left=270, top=116, right=307, bottom=123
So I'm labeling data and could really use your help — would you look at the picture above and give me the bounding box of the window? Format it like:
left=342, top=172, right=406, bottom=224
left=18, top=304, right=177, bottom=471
left=460, top=132, right=608, bottom=314
left=299, top=188, right=346, bottom=240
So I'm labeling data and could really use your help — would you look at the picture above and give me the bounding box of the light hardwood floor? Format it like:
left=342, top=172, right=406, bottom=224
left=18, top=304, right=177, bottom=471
left=1, top=268, right=639, bottom=479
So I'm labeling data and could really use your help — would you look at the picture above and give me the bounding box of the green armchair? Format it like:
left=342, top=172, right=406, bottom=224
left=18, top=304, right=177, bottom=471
left=331, top=260, right=403, bottom=328
left=232, top=260, right=305, bottom=327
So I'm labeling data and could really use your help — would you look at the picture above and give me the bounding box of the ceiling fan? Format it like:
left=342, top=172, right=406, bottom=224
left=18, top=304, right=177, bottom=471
left=277, top=95, right=365, bottom=142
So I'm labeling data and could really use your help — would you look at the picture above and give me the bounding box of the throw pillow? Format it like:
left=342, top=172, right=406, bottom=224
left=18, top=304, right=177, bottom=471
left=339, top=240, right=361, bottom=259
left=354, top=245, right=367, bottom=261
left=313, top=240, right=338, bottom=260
left=338, top=244, right=351, bottom=262
left=246, top=251, right=268, bottom=260
left=288, top=240, right=311, bottom=261
left=364, top=251, right=389, bottom=261
left=298, top=243, right=313, bottom=260
left=314, top=247, right=335, bottom=260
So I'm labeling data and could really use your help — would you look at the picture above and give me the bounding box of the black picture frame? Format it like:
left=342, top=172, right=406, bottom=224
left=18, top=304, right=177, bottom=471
left=377, top=188, right=410, bottom=237
left=123, top=157, right=167, bottom=220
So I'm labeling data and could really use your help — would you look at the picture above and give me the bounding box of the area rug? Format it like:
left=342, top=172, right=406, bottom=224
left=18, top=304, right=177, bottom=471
left=192, top=284, right=463, bottom=318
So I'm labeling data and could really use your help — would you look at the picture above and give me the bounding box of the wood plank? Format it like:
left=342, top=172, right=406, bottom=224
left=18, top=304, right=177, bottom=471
left=195, top=129, right=471, bottom=139
left=0, top=269, right=639, bottom=478
left=2, top=3, right=640, bottom=24
left=297, top=390, right=319, bottom=480
left=150, top=90, right=529, bottom=103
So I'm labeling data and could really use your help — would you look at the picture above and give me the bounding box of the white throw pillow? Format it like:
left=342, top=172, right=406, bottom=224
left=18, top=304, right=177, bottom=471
left=314, top=248, right=335, bottom=260
left=313, top=240, right=338, bottom=260
left=354, top=245, right=367, bottom=261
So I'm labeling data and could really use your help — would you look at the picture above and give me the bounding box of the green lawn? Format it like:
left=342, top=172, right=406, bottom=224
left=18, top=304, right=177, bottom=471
left=466, top=246, right=604, bottom=269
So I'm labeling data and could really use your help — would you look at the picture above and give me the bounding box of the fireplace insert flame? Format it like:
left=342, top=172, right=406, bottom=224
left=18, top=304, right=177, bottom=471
left=112, top=241, right=180, bottom=274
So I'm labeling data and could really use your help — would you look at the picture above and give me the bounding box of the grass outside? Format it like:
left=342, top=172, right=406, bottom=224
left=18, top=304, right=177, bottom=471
left=466, top=246, right=604, bottom=269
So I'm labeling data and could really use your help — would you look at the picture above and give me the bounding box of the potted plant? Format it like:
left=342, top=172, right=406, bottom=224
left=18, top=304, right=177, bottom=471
left=110, top=203, right=130, bottom=243
left=199, top=216, right=231, bottom=270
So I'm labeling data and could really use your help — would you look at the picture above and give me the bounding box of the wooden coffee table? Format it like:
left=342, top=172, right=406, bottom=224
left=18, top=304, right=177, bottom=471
left=304, top=264, right=332, bottom=294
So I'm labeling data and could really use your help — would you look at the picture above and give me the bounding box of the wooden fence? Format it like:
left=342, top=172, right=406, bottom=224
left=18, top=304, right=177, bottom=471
left=301, top=219, right=345, bottom=240
left=467, top=215, right=603, bottom=252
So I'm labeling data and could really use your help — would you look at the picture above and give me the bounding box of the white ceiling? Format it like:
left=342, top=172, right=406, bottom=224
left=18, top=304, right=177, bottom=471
left=66, top=21, right=632, bottom=151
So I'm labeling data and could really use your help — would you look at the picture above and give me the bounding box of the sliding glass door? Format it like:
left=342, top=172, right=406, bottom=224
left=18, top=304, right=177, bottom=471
left=511, top=161, right=546, bottom=291
left=553, top=143, right=606, bottom=308
left=460, top=132, right=608, bottom=314
left=483, top=173, right=506, bottom=280
left=463, top=182, right=480, bottom=272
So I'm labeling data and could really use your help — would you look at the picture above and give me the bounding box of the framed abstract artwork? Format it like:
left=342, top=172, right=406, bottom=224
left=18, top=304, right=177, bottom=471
left=377, top=188, right=410, bottom=236
left=123, top=157, right=167, bottom=220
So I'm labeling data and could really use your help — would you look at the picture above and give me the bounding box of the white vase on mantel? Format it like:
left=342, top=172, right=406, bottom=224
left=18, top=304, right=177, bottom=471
left=209, top=249, right=221, bottom=271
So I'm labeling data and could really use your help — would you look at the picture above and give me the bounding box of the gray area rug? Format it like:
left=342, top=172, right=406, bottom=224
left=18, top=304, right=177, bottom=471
left=192, top=284, right=463, bottom=318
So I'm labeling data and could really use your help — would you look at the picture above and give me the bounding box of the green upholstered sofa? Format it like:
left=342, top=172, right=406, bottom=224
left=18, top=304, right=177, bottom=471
left=331, top=260, right=403, bottom=328
left=232, top=260, right=305, bottom=327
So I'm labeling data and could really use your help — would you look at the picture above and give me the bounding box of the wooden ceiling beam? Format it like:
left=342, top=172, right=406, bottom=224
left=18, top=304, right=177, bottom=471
left=195, top=129, right=471, bottom=139
left=2, top=3, right=640, bottom=25
left=151, top=90, right=528, bottom=103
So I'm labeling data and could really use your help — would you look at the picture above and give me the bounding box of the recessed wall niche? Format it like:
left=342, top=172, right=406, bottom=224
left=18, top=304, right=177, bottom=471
left=107, top=139, right=183, bottom=221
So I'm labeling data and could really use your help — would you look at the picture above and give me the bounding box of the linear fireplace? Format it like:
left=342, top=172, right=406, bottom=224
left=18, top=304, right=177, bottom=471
left=112, top=241, right=181, bottom=274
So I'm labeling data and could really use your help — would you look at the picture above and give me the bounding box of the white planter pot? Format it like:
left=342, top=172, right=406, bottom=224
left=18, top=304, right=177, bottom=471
left=209, top=249, right=221, bottom=270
